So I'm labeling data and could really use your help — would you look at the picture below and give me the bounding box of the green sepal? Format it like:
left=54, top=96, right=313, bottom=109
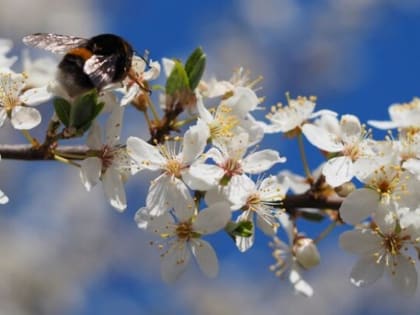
left=185, top=47, right=206, bottom=90
left=225, top=220, right=253, bottom=240
left=69, top=90, right=104, bottom=133
left=53, top=97, right=71, bottom=127
left=165, top=60, right=190, bottom=95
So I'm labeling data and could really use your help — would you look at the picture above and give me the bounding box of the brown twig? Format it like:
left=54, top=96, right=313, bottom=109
left=0, top=144, right=88, bottom=160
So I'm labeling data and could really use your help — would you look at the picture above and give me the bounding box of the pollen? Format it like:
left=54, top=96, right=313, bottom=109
left=342, top=143, right=361, bottom=161
left=209, top=104, right=239, bottom=139
left=165, top=159, right=182, bottom=178
left=244, top=193, right=261, bottom=212
left=0, top=73, right=24, bottom=111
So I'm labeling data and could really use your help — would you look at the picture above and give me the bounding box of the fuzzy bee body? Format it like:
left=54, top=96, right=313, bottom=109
left=23, top=33, right=134, bottom=97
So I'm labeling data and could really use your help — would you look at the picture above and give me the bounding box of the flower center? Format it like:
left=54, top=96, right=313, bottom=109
left=100, top=145, right=116, bottom=170
left=244, top=193, right=261, bottom=211
left=221, top=158, right=242, bottom=179
left=382, top=232, right=406, bottom=256
left=0, top=73, right=23, bottom=112
left=342, top=143, right=360, bottom=161
left=175, top=221, right=194, bottom=241
left=209, top=105, right=239, bottom=139
left=369, top=166, right=405, bottom=202
left=165, top=159, right=183, bottom=178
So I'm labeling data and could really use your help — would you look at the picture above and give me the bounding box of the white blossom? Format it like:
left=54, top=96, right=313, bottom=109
left=368, top=98, right=420, bottom=129
left=135, top=197, right=231, bottom=283
left=302, top=114, right=375, bottom=187
left=0, top=72, right=52, bottom=130
left=269, top=213, right=314, bottom=297
left=196, top=88, right=264, bottom=148
left=263, top=96, right=336, bottom=134
left=79, top=106, right=135, bottom=211
left=188, top=133, right=286, bottom=202
left=127, top=120, right=209, bottom=216
left=230, top=176, right=287, bottom=252
left=119, top=56, right=160, bottom=106
left=340, top=205, right=418, bottom=295
left=339, top=164, right=419, bottom=225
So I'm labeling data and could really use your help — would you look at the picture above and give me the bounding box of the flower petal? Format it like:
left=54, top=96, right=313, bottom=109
left=339, top=229, right=380, bottom=255
left=235, top=211, right=254, bottom=252
left=259, top=175, right=288, bottom=200
left=340, top=115, right=361, bottom=143
left=339, top=188, right=379, bottom=225
left=228, top=175, right=255, bottom=208
left=127, top=136, right=166, bottom=171
left=0, top=189, right=9, bottom=204
left=350, top=256, right=384, bottom=287
left=289, top=267, right=313, bottom=297
left=367, top=120, right=399, bottom=130
left=256, top=214, right=278, bottom=236
left=302, top=123, right=343, bottom=152
left=242, top=149, right=286, bottom=174
left=224, top=87, right=259, bottom=117
left=0, top=109, right=7, bottom=127
left=146, top=174, right=173, bottom=216
left=102, top=167, right=127, bottom=211
left=20, top=86, right=52, bottom=105
left=193, top=201, right=231, bottom=235
left=389, top=255, right=417, bottom=296
left=79, top=157, right=101, bottom=191
left=191, top=239, right=219, bottom=278
left=105, top=106, right=123, bottom=146
left=86, top=122, right=102, bottom=149
left=161, top=242, right=190, bottom=283
left=11, top=106, right=41, bottom=130
left=134, top=207, right=175, bottom=235
left=169, top=178, right=195, bottom=221
left=322, top=156, right=354, bottom=187
left=185, top=163, right=223, bottom=190
left=181, top=119, right=209, bottom=164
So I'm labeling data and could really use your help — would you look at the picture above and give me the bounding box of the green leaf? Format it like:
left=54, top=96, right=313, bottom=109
left=69, top=90, right=104, bottom=132
left=77, top=101, right=104, bottom=133
left=165, top=60, right=190, bottom=95
left=225, top=220, right=253, bottom=240
left=185, top=47, right=206, bottom=90
left=53, top=97, right=71, bottom=127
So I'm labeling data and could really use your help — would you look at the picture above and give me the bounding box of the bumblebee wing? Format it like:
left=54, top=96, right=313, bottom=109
left=22, top=33, right=88, bottom=54
left=83, top=54, right=117, bottom=90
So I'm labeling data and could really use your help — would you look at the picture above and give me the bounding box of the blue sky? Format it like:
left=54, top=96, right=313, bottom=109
left=1, top=1, right=420, bottom=314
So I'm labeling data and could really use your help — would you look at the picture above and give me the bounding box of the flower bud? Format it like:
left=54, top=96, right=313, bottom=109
left=335, top=181, right=356, bottom=198
left=294, top=238, right=320, bottom=269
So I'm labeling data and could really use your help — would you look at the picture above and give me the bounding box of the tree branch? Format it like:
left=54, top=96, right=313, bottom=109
left=0, top=144, right=88, bottom=160
left=282, top=193, right=343, bottom=211
left=0, top=143, right=344, bottom=211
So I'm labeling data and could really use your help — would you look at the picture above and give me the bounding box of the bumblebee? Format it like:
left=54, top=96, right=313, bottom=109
left=23, top=33, right=134, bottom=97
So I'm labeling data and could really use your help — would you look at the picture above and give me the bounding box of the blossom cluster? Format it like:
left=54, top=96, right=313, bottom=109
left=1, top=36, right=420, bottom=297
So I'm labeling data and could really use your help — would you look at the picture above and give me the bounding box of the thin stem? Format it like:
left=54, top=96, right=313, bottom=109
left=143, top=110, right=153, bottom=130
left=21, top=130, right=39, bottom=147
left=297, top=133, right=312, bottom=179
left=314, top=220, right=337, bottom=244
left=54, top=150, right=87, bottom=160
left=145, top=93, right=160, bottom=121
left=53, top=154, right=81, bottom=168
left=172, top=115, right=198, bottom=129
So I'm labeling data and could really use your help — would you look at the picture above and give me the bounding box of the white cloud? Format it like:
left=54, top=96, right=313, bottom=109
left=0, top=0, right=104, bottom=40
